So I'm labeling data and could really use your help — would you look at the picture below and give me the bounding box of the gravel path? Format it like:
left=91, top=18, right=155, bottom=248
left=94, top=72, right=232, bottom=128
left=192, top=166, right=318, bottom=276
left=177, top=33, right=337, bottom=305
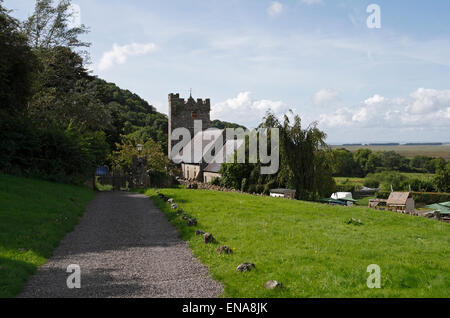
left=19, top=192, right=223, bottom=298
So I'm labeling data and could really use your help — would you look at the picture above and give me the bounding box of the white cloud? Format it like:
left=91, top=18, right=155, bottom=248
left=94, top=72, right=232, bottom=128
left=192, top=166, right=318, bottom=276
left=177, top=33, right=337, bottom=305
left=300, top=0, right=323, bottom=5
left=98, top=43, right=157, bottom=71
left=67, top=3, right=81, bottom=29
left=267, top=2, right=284, bottom=17
left=212, top=92, right=288, bottom=128
left=312, top=89, right=340, bottom=106
left=319, top=88, right=450, bottom=129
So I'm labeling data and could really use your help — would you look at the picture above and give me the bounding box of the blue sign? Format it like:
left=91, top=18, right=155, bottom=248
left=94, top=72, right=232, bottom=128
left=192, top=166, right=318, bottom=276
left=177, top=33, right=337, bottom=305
left=96, top=166, right=108, bottom=176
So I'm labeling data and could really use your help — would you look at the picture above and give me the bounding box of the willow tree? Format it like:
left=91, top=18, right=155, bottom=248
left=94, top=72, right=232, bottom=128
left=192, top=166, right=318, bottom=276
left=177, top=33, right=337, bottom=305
left=262, top=111, right=335, bottom=200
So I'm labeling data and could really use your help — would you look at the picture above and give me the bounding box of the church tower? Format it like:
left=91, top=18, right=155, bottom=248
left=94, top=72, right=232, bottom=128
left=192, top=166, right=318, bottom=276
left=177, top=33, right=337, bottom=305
left=168, top=93, right=211, bottom=157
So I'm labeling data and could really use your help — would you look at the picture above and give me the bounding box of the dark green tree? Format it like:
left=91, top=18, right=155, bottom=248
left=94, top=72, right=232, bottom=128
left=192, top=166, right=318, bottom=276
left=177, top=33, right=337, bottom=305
left=434, top=163, right=450, bottom=193
left=28, top=47, right=111, bottom=131
left=333, top=148, right=360, bottom=177
left=0, top=1, right=36, bottom=116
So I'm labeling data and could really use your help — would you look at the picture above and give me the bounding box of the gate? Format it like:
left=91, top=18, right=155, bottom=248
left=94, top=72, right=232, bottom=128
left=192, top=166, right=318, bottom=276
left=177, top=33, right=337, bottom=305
left=95, top=173, right=151, bottom=191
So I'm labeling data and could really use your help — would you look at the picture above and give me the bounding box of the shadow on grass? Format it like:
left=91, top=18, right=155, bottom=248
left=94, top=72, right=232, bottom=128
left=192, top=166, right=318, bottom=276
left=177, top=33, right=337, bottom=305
left=0, top=256, right=37, bottom=298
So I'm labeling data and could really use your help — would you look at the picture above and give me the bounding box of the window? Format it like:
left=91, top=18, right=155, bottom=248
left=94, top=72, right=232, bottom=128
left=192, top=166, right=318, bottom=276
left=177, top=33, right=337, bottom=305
left=191, top=111, right=198, bottom=119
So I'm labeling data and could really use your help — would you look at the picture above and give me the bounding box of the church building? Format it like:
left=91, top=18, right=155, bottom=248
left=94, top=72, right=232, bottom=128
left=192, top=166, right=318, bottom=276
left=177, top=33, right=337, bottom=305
left=168, top=93, right=243, bottom=183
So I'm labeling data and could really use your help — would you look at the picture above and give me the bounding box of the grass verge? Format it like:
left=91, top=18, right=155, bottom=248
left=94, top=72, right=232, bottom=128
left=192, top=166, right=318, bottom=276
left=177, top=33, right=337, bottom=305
left=0, top=174, right=94, bottom=298
left=147, top=188, right=449, bottom=298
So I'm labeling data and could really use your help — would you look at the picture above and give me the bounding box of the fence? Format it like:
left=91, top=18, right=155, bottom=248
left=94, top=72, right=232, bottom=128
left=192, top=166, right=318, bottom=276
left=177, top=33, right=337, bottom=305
left=96, top=175, right=151, bottom=191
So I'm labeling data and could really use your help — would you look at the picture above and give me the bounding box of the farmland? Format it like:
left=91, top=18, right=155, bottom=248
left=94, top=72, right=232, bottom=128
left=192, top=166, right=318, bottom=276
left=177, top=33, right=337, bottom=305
left=332, top=144, right=450, bottom=160
left=148, top=188, right=450, bottom=298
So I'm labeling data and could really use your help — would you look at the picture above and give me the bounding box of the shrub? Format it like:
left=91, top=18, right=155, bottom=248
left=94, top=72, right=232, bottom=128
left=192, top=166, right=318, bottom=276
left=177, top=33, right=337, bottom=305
left=409, top=178, right=436, bottom=192
left=336, top=183, right=356, bottom=193
left=211, top=177, right=222, bottom=186
left=0, top=117, right=109, bottom=184
left=241, top=178, right=248, bottom=192
left=364, top=176, right=380, bottom=188
left=255, top=184, right=264, bottom=194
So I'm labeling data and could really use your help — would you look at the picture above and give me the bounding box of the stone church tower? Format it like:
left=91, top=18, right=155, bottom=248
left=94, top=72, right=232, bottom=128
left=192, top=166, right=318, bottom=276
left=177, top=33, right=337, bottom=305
left=168, top=93, right=211, bottom=156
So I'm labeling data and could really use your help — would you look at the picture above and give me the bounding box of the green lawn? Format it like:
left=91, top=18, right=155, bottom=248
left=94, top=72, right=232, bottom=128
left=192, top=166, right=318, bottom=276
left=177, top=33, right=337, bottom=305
left=0, top=174, right=94, bottom=298
left=147, top=188, right=450, bottom=298
left=400, top=172, right=436, bottom=181
left=356, top=196, right=376, bottom=207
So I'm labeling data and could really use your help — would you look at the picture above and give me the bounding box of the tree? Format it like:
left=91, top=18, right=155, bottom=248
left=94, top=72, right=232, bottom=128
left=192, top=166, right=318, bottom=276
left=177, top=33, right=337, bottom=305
left=425, top=158, right=446, bottom=174
left=262, top=111, right=335, bottom=200
left=111, top=135, right=168, bottom=176
left=410, top=155, right=432, bottom=171
left=379, top=151, right=404, bottom=171
left=434, top=163, right=450, bottom=193
left=28, top=47, right=111, bottom=131
left=0, top=1, right=36, bottom=116
left=353, top=148, right=372, bottom=175
left=365, top=152, right=381, bottom=173
left=23, top=0, right=90, bottom=51
left=333, top=148, right=360, bottom=177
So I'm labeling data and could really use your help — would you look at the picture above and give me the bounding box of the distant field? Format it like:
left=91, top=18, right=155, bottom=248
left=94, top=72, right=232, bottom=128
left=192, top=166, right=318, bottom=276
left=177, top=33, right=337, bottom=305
left=332, top=144, right=450, bottom=159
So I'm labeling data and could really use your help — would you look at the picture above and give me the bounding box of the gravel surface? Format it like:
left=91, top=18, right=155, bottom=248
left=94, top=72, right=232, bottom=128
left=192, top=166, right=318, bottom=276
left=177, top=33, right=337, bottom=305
left=19, top=192, right=223, bottom=298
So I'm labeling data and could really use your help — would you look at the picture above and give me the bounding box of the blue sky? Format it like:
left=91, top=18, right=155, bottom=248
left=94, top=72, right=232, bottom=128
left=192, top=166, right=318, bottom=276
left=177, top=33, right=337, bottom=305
left=6, top=0, right=450, bottom=143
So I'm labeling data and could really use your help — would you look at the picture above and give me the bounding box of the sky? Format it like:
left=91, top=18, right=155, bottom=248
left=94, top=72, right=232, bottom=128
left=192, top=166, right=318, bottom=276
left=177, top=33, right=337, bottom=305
left=5, top=0, right=450, bottom=144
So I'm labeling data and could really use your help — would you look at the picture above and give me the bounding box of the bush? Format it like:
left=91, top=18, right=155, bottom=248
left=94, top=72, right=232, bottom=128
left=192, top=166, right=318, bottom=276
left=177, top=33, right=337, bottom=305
left=0, top=117, right=109, bottom=184
left=409, top=178, right=436, bottom=192
left=255, top=184, right=264, bottom=194
left=336, top=183, right=356, bottom=193
left=241, top=178, right=248, bottom=192
left=211, top=177, right=222, bottom=186
left=363, top=176, right=380, bottom=188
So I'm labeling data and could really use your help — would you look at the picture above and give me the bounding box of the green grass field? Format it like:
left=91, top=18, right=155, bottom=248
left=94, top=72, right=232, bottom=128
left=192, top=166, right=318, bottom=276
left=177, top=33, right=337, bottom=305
left=0, top=174, right=94, bottom=298
left=332, top=144, right=450, bottom=160
left=334, top=173, right=436, bottom=190
left=148, top=188, right=449, bottom=298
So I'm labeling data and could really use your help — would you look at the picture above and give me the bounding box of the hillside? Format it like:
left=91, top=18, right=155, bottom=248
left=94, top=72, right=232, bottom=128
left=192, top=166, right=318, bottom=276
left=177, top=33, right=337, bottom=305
left=92, top=78, right=245, bottom=154
left=148, top=188, right=450, bottom=298
left=0, top=174, right=94, bottom=298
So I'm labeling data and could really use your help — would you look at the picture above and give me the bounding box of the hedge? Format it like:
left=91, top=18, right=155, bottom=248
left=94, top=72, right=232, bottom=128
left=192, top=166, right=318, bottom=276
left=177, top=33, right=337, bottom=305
left=376, top=191, right=450, bottom=205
